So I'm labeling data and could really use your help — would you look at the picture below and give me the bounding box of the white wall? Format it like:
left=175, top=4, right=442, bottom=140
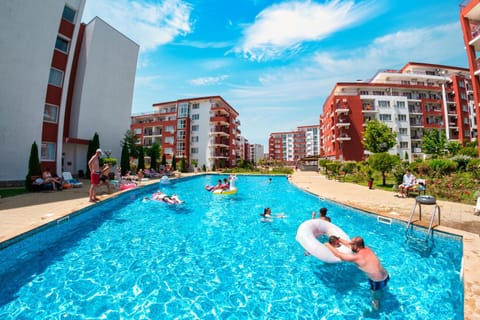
left=68, top=17, right=139, bottom=174
left=0, top=1, right=66, bottom=182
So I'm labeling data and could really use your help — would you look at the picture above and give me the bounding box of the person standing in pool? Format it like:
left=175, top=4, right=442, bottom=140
left=325, top=236, right=389, bottom=310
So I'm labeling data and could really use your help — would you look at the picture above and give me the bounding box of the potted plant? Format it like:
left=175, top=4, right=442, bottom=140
left=367, top=168, right=374, bottom=190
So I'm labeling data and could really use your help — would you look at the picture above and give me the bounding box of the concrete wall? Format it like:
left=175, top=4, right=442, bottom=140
left=68, top=17, right=139, bottom=174
left=0, top=1, right=69, bottom=183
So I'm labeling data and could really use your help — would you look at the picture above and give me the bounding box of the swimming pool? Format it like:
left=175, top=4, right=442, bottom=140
left=0, top=175, right=463, bottom=319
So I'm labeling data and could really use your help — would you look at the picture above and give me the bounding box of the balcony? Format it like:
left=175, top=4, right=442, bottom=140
left=210, top=127, right=230, bottom=136
left=210, top=115, right=229, bottom=125
left=209, top=138, right=229, bottom=147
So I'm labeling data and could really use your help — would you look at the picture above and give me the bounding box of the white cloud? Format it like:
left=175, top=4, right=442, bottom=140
left=82, top=0, right=193, bottom=52
left=233, top=0, right=381, bottom=61
left=190, top=75, right=229, bottom=86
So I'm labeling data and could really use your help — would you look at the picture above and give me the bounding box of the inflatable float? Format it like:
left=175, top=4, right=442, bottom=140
left=295, top=219, right=352, bottom=263
left=119, top=182, right=136, bottom=190
left=205, top=175, right=238, bottom=195
left=159, top=175, right=170, bottom=185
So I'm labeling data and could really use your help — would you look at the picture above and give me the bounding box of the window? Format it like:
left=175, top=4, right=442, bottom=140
left=359, top=90, right=369, bottom=95
left=379, top=114, right=392, bottom=121
left=164, top=148, right=173, bottom=155
left=378, top=100, right=390, bottom=108
left=55, top=36, right=69, bottom=53
left=178, top=103, right=189, bottom=117
left=192, top=125, right=199, bottom=132
left=62, top=6, right=76, bottom=23
left=177, top=130, right=185, bottom=139
left=191, top=136, right=199, bottom=143
left=192, top=103, right=200, bottom=109
left=134, top=128, right=141, bottom=134
left=399, top=128, right=408, bottom=135
left=165, top=137, right=174, bottom=144
left=177, top=119, right=186, bottom=129
left=165, top=125, right=174, bottom=133
left=191, top=148, right=198, bottom=154
left=43, top=104, right=58, bottom=123
left=49, top=68, right=63, bottom=87
left=396, top=101, right=405, bottom=108
left=400, top=141, right=409, bottom=149
left=398, top=115, right=407, bottom=121
left=191, top=114, right=200, bottom=120
left=41, top=142, right=56, bottom=161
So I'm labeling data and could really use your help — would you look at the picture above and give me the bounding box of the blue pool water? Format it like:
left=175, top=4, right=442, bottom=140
left=0, top=175, right=463, bottom=319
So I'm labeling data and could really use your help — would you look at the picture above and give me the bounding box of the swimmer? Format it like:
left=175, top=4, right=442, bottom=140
left=325, top=236, right=389, bottom=310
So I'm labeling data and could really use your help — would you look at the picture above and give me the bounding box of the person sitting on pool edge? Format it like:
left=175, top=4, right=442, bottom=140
left=325, top=236, right=389, bottom=311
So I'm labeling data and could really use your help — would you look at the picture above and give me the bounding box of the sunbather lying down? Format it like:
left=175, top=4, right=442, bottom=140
left=145, top=191, right=183, bottom=204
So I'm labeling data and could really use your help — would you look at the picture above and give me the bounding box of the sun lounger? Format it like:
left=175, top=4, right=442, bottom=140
left=62, top=172, right=83, bottom=188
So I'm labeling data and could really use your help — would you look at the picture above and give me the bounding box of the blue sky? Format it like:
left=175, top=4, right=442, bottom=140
left=83, top=0, right=468, bottom=148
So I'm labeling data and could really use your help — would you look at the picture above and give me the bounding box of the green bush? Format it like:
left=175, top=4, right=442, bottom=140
left=102, top=157, right=117, bottom=166
left=426, top=159, right=458, bottom=177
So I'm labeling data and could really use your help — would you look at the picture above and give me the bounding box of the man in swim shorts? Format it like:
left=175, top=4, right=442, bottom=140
left=325, top=236, right=389, bottom=310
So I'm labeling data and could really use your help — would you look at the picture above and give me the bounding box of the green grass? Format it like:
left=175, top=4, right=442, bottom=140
left=0, top=188, right=28, bottom=198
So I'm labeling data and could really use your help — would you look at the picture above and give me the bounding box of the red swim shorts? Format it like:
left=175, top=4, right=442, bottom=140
left=90, top=172, right=101, bottom=185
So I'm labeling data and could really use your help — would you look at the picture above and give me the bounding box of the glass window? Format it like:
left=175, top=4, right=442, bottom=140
left=62, top=6, right=76, bottom=23
left=55, top=36, right=69, bottom=53
left=191, top=148, right=198, bottom=154
left=44, top=104, right=58, bottom=123
left=49, top=68, right=63, bottom=87
left=41, top=142, right=56, bottom=161
left=134, top=128, right=141, bottom=134
left=192, top=103, right=200, bottom=109
left=192, top=125, right=199, bottom=131
left=192, top=114, right=200, bottom=120
left=178, top=103, right=189, bottom=117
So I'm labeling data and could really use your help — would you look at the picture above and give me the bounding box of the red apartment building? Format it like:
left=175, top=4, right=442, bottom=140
left=131, top=96, right=241, bottom=170
left=460, top=0, right=480, bottom=156
left=320, top=62, right=474, bottom=161
left=268, top=125, right=320, bottom=164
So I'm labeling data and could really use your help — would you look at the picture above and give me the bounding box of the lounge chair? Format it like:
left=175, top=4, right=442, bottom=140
left=62, top=172, right=83, bottom=188
left=475, top=197, right=480, bottom=216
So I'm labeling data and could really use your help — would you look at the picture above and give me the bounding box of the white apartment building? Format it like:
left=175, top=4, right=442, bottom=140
left=0, top=0, right=139, bottom=185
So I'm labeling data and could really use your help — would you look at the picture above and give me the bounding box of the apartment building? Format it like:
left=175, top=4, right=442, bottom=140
left=131, top=96, right=241, bottom=170
left=460, top=0, right=480, bottom=156
left=268, top=125, right=321, bottom=164
left=320, top=62, right=474, bottom=161
left=0, top=1, right=139, bottom=185
left=249, top=144, right=265, bottom=164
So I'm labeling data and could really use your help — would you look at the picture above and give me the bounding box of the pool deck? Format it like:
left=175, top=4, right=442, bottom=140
left=0, top=171, right=479, bottom=319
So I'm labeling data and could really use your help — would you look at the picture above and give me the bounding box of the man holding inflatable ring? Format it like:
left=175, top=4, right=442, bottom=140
left=325, top=236, right=389, bottom=311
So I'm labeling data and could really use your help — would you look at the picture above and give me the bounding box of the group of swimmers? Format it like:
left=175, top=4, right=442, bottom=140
left=205, top=178, right=230, bottom=192
left=306, top=206, right=389, bottom=311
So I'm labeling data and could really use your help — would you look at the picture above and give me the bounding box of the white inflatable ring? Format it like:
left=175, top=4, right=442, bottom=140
left=296, top=219, right=352, bottom=263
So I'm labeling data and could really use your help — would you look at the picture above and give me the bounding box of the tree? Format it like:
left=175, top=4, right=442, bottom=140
left=86, top=132, right=100, bottom=176
left=446, top=141, right=462, bottom=156
left=368, top=152, right=399, bottom=185
left=422, top=129, right=447, bottom=158
left=172, top=155, right=177, bottom=171
left=25, top=141, right=42, bottom=191
left=122, top=130, right=139, bottom=158
left=138, top=147, right=145, bottom=171
left=362, top=120, right=397, bottom=153
left=180, top=157, right=186, bottom=172
left=146, top=143, right=160, bottom=170
left=161, top=154, right=167, bottom=167
left=120, top=142, right=130, bottom=176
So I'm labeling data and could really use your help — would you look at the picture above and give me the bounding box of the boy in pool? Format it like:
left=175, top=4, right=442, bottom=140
left=325, top=236, right=389, bottom=310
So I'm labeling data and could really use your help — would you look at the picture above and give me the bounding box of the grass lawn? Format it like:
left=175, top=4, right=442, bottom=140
left=0, top=188, right=28, bottom=198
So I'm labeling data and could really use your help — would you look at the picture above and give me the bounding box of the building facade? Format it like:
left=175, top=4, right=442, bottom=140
left=460, top=0, right=480, bottom=156
left=268, top=125, right=321, bottom=164
left=131, top=96, right=241, bottom=170
left=320, top=62, right=474, bottom=161
left=249, top=144, right=265, bottom=164
left=0, top=0, right=138, bottom=185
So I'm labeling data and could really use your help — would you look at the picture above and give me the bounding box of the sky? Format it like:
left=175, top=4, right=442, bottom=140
left=82, top=0, right=469, bottom=148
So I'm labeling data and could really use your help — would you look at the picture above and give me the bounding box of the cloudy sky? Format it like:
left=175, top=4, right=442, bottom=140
left=83, top=0, right=468, bottom=147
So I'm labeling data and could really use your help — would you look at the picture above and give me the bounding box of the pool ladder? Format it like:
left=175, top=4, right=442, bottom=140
left=405, top=196, right=441, bottom=243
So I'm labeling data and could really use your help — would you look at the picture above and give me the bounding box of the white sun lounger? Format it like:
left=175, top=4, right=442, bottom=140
left=62, top=172, right=83, bottom=188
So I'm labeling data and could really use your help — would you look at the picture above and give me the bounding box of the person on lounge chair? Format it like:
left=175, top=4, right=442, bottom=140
left=398, top=169, right=415, bottom=198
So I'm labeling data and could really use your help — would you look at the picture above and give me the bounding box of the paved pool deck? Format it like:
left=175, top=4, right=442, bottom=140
left=0, top=171, right=479, bottom=319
